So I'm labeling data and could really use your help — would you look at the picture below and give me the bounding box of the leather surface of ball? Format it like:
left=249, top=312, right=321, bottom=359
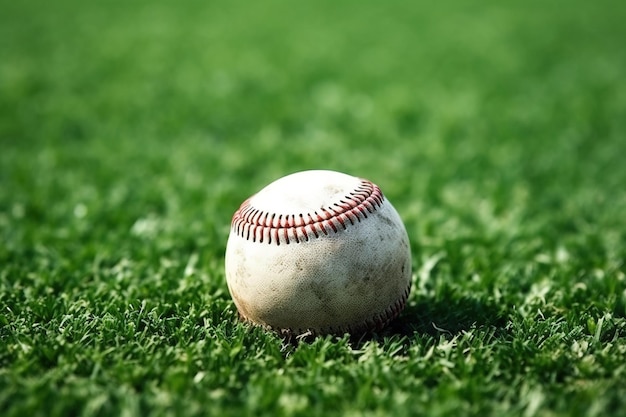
left=224, top=170, right=412, bottom=336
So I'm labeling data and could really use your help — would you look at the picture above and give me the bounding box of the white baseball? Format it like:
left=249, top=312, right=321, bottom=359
left=225, top=170, right=412, bottom=336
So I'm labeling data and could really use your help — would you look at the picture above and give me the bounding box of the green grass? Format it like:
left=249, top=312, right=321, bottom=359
left=2, top=0, right=626, bottom=416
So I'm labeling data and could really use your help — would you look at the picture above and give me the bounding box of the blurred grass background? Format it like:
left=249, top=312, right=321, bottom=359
left=1, top=0, right=626, bottom=416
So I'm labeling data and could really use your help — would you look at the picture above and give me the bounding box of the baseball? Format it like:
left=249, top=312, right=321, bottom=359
left=224, top=170, right=412, bottom=337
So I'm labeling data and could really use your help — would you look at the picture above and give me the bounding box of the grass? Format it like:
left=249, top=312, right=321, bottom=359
left=1, top=0, right=626, bottom=416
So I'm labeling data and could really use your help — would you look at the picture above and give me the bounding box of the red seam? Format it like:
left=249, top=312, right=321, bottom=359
left=231, top=179, right=385, bottom=245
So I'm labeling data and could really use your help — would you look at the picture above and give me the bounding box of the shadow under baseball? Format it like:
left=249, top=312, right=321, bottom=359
left=387, top=296, right=507, bottom=337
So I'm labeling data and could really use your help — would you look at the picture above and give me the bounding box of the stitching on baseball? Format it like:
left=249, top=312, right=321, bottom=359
left=231, top=180, right=385, bottom=245
left=356, top=282, right=411, bottom=333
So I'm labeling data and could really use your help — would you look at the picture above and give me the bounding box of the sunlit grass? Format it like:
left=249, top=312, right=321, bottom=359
left=1, top=1, right=625, bottom=416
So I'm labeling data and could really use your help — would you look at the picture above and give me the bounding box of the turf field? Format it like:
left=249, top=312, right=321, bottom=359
left=1, top=0, right=626, bottom=416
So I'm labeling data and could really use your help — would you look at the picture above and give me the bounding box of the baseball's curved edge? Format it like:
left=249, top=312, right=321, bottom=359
left=236, top=281, right=412, bottom=339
